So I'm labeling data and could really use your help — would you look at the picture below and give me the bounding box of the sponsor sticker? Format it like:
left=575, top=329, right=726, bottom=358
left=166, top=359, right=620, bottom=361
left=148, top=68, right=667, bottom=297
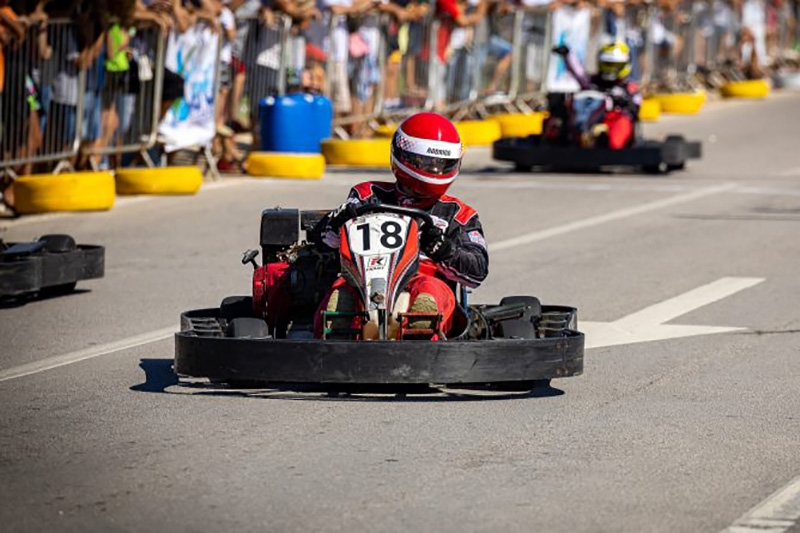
left=366, top=255, right=388, bottom=271
left=468, top=230, right=486, bottom=248
left=432, top=216, right=449, bottom=230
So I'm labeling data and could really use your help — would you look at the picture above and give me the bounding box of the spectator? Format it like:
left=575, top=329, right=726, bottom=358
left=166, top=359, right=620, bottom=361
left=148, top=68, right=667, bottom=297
left=476, top=0, right=514, bottom=96
left=0, top=0, right=24, bottom=212
left=380, top=0, right=410, bottom=110
left=430, top=0, right=486, bottom=109
left=402, top=0, right=429, bottom=98
left=520, top=0, right=553, bottom=92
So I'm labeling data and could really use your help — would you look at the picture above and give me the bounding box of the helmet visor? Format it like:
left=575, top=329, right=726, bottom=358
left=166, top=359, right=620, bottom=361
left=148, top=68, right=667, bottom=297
left=394, top=146, right=460, bottom=176
left=599, top=61, right=625, bottom=77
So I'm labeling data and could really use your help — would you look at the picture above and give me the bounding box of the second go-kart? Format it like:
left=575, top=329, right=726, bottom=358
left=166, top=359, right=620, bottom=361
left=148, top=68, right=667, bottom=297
left=0, top=234, right=105, bottom=299
left=174, top=205, right=584, bottom=390
left=493, top=90, right=702, bottom=174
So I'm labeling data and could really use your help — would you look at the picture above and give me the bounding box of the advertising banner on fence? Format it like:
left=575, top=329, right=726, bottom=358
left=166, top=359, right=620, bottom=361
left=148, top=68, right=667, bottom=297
left=546, top=7, right=592, bottom=92
left=158, top=24, right=220, bottom=152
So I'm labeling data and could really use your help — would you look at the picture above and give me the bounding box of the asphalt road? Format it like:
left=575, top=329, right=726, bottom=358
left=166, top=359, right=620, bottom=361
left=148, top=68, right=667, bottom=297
left=2, top=93, right=800, bottom=532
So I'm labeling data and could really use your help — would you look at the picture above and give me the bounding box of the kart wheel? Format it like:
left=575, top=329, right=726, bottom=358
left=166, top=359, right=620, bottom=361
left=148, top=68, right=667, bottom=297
left=220, top=296, right=254, bottom=321
left=499, top=296, right=542, bottom=320
left=665, top=135, right=685, bottom=143
left=41, top=282, right=78, bottom=296
left=514, top=162, right=532, bottom=172
left=644, top=162, right=669, bottom=175
left=226, top=317, right=270, bottom=339
left=490, top=379, right=551, bottom=391
left=38, top=234, right=77, bottom=253
left=668, top=162, right=686, bottom=171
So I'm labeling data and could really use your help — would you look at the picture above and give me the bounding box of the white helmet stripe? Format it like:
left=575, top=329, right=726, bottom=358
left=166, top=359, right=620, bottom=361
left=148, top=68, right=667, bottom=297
left=392, top=156, right=457, bottom=185
left=396, top=127, right=462, bottom=159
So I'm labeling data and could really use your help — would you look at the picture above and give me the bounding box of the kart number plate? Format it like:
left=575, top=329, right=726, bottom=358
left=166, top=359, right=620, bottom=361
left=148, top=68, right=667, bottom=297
left=346, top=214, right=409, bottom=255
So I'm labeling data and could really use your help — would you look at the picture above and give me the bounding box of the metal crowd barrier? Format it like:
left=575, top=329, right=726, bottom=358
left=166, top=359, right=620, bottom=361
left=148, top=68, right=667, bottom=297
left=81, top=23, right=166, bottom=170
left=239, top=13, right=291, bottom=127
left=3, top=3, right=797, bottom=162
left=0, top=19, right=86, bottom=177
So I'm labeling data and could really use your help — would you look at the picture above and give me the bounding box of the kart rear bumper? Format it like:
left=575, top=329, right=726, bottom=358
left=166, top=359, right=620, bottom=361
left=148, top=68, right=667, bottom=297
left=0, top=245, right=105, bottom=296
left=493, top=135, right=702, bottom=171
left=174, top=307, right=584, bottom=385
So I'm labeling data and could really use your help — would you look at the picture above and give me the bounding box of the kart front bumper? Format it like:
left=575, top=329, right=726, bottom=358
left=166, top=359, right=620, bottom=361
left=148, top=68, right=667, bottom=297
left=0, top=245, right=105, bottom=297
left=493, top=135, right=702, bottom=172
left=174, top=307, right=584, bottom=385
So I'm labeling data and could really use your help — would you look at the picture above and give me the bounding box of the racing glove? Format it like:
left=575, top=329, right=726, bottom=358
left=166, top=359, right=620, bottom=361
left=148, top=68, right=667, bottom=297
left=552, top=45, right=570, bottom=57
left=329, top=196, right=380, bottom=230
left=420, top=224, right=454, bottom=262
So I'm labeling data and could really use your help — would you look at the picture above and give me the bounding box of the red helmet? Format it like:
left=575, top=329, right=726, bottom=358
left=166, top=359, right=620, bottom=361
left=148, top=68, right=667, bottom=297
left=391, top=113, right=462, bottom=203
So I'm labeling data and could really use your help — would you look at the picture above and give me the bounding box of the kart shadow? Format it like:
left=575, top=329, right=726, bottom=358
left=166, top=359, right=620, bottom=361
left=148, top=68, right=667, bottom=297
left=130, top=358, right=565, bottom=402
left=0, top=288, right=92, bottom=309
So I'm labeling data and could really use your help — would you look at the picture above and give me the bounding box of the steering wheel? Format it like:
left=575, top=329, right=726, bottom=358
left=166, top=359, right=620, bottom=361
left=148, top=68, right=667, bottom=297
left=354, top=203, right=435, bottom=229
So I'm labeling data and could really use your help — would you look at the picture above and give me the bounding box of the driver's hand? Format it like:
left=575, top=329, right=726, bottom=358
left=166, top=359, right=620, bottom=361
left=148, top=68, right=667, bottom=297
left=329, top=200, right=359, bottom=231
left=552, top=45, right=570, bottom=57
left=421, top=225, right=453, bottom=261
left=329, top=196, right=380, bottom=230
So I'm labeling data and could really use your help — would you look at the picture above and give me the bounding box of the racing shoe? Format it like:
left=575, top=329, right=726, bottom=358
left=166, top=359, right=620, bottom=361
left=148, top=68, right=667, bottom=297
left=324, top=287, right=360, bottom=339
left=406, top=292, right=440, bottom=331
left=592, top=123, right=610, bottom=148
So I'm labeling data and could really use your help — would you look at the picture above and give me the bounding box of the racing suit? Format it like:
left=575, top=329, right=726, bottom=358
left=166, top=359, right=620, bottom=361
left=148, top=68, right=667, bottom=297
left=313, top=181, right=489, bottom=337
left=554, top=51, right=643, bottom=149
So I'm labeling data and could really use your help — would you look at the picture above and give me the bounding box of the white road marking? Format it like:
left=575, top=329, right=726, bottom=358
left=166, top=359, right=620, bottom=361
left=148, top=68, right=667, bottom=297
left=582, top=277, right=764, bottom=349
left=492, top=183, right=737, bottom=252
left=0, top=327, right=176, bottom=383
left=722, top=475, right=800, bottom=533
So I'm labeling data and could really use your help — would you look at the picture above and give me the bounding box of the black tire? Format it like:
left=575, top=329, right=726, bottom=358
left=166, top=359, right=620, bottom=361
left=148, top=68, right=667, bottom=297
left=220, top=296, right=254, bottom=321
left=514, top=163, right=532, bottom=173
left=499, top=296, right=542, bottom=320
left=665, top=134, right=685, bottom=143
left=38, top=234, right=76, bottom=253
left=491, top=379, right=551, bottom=391
left=644, top=162, right=669, bottom=175
left=226, top=317, right=270, bottom=339
left=40, top=282, right=78, bottom=296
left=497, top=318, right=536, bottom=339
left=667, top=162, right=686, bottom=171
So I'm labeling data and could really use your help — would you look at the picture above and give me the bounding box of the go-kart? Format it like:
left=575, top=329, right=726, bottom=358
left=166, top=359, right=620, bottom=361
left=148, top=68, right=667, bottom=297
left=493, top=90, right=702, bottom=174
left=0, top=234, right=105, bottom=299
left=174, top=205, right=584, bottom=390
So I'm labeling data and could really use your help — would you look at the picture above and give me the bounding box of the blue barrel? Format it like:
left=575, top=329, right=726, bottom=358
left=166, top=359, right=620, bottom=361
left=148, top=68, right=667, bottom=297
left=310, top=95, right=333, bottom=149
left=259, top=94, right=314, bottom=152
left=259, top=93, right=334, bottom=153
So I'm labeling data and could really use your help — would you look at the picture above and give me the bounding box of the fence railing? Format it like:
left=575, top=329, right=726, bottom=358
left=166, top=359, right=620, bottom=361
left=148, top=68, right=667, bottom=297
left=1, top=2, right=797, bottom=177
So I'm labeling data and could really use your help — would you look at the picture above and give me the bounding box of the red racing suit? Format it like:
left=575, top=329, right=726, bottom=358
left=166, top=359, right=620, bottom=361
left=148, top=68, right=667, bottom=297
left=313, top=181, right=489, bottom=336
left=559, top=51, right=642, bottom=149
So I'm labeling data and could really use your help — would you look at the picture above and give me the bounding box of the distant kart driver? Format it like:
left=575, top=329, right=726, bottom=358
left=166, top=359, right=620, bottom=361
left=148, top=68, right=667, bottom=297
left=549, top=41, right=643, bottom=149
left=314, top=112, right=489, bottom=338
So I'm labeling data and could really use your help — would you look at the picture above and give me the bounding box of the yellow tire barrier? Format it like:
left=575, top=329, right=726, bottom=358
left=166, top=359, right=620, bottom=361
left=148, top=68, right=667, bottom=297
left=494, top=112, right=547, bottom=137
left=322, top=138, right=392, bottom=168
left=653, top=92, right=706, bottom=115
left=638, top=98, right=661, bottom=122
left=115, top=166, right=203, bottom=195
left=246, top=152, right=326, bottom=179
left=454, top=119, right=502, bottom=146
left=720, top=79, right=770, bottom=99
left=13, top=172, right=115, bottom=215
left=375, top=124, right=397, bottom=138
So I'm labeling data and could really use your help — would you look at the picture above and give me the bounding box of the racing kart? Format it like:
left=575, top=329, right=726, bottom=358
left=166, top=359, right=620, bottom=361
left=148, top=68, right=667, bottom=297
left=174, top=205, right=584, bottom=391
left=0, top=234, right=105, bottom=299
left=493, top=91, right=702, bottom=174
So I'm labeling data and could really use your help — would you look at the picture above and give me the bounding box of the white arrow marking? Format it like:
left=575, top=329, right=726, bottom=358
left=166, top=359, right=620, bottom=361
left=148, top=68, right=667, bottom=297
left=722, top=474, right=800, bottom=533
left=582, top=277, right=765, bottom=349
